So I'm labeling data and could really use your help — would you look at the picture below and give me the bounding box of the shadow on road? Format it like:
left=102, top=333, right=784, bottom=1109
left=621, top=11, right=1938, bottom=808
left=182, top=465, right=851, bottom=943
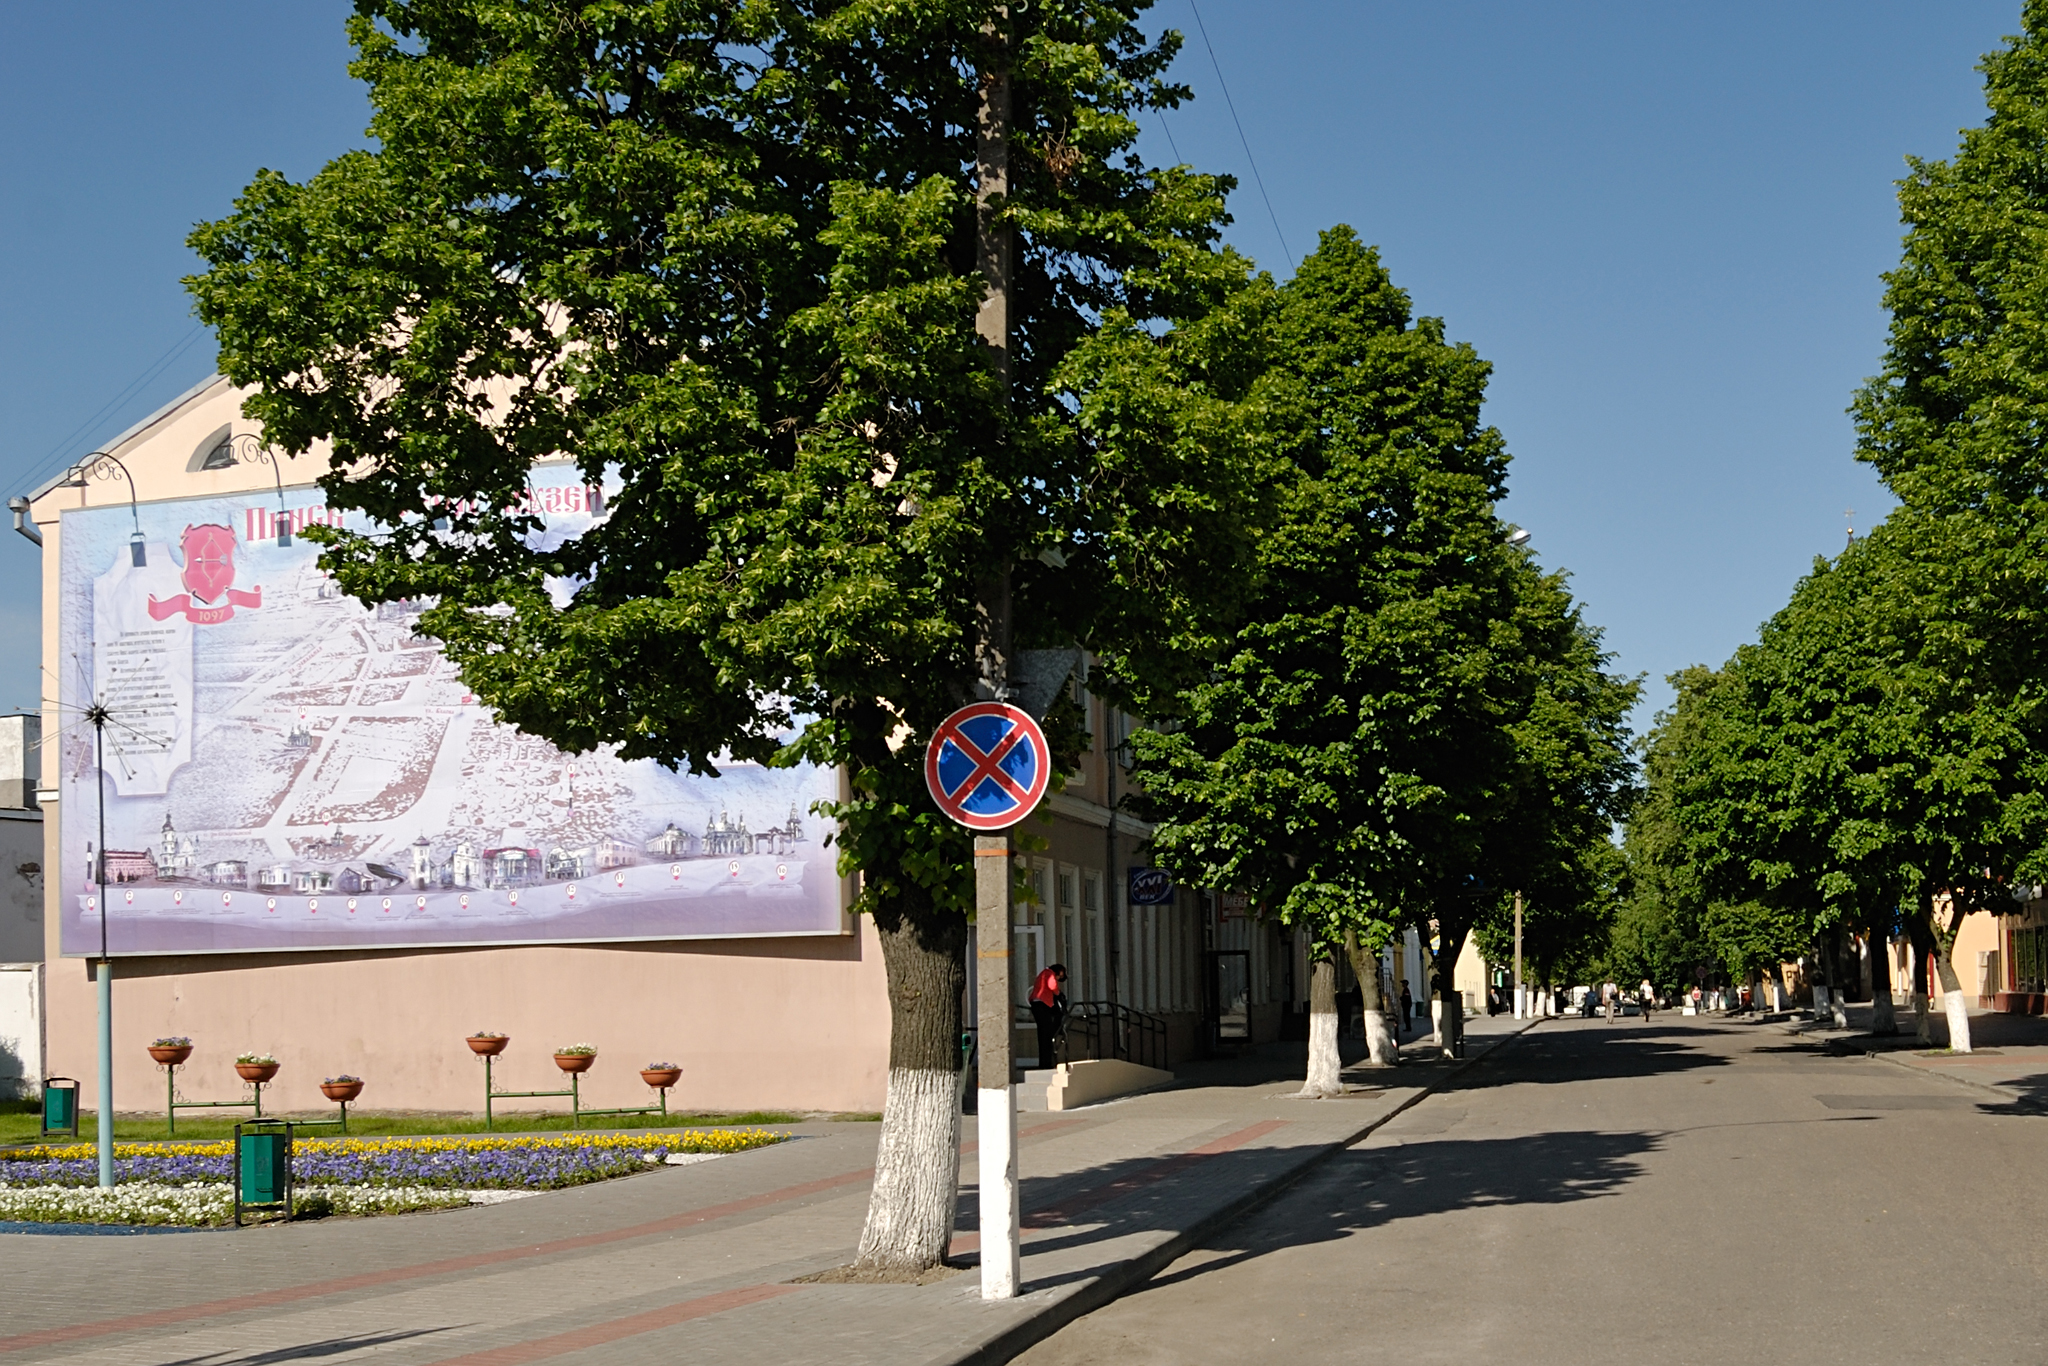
left=1129, top=1130, right=1657, bottom=1293
left=154, top=1326, right=464, bottom=1365
left=1444, top=1029, right=1731, bottom=1091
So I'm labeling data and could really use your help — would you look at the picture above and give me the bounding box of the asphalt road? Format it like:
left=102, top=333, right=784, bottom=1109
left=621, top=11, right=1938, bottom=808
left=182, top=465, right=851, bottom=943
left=1018, top=1015, right=2048, bottom=1364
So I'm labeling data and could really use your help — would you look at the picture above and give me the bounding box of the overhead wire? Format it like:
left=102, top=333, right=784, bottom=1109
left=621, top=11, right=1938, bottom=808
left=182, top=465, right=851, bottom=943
left=1185, top=0, right=1295, bottom=271
left=14, top=321, right=212, bottom=494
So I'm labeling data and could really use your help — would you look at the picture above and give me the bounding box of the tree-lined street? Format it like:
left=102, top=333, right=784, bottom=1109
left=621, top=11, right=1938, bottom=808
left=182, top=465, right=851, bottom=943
left=15, top=5, right=2048, bottom=1362
left=1023, top=1017, right=2048, bottom=1362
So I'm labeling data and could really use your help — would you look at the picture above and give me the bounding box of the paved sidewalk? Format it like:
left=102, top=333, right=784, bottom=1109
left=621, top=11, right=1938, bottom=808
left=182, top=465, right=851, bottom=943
left=0, top=1015, right=1535, bottom=1366
left=1764, top=1001, right=2048, bottom=1107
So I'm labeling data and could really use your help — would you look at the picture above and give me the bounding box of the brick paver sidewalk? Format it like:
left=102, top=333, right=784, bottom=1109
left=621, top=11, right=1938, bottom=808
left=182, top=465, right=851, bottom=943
left=0, top=1017, right=1533, bottom=1366
left=1773, top=1001, right=2048, bottom=1107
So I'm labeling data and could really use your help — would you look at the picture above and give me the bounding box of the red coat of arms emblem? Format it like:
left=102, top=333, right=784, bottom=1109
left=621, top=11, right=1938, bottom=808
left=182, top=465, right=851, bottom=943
left=180, top=524, right=237, bottom=603
left=146, top=523, right=262, bottom=625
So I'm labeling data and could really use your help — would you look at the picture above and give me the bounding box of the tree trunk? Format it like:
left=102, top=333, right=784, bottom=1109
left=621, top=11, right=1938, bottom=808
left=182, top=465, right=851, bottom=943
left=1344, top=929, right=1398, bottom=1066
left=1933, top=906, right=1974, bottom=1054
left=854, top=910, right=966, bottom=1273
left=1869, top=928, right=1897, bottom=1036
left=1906, top=910, right=1936, bottom=1046
left=1436, top=920, right=1469, bottom=1060
left=1936, top=945, right=1973, bottom=1052
left=1843, top=929, right=1859, bottom=1023
left=1300, top=956, right=1343, bottom=1097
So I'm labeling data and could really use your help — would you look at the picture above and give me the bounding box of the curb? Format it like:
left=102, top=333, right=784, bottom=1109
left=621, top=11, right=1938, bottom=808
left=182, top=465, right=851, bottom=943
left=929, top=1018, right=1545, bottom=1366
left=1826, top=1038, right=2032, bottom=1106
left=1774, top=1013, right=2039, bottom=1107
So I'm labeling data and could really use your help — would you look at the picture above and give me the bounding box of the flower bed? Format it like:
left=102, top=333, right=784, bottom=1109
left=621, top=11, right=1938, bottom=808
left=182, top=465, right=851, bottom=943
left=0, top=1183, right=471, bottom=1227
left=0, top=1129, right=786, bottom=1192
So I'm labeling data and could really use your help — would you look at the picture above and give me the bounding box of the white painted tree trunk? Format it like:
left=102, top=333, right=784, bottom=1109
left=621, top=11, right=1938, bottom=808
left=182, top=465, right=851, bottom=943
left=856, top=1066, right=961, bottom=1270
left=1362, top=1005, right=1396, bottom=1066
left=854, top=913, right=965, bottom=1275
left=1936, top=952, right=1973, bottom=1053
left=1869, top=939, right=1897, bottom=1036
left=1300, top=958, right=1344, bottom=1097
left=1345, top=930, right=1399, bottom=1067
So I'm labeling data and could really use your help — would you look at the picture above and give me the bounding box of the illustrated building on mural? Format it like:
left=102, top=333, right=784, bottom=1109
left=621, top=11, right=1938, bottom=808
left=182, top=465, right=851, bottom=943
left=98, top=848, right=156, bottom=884
left=645, top=822, right=691, bottom=858
left=155, top=813, right=198, bottom=879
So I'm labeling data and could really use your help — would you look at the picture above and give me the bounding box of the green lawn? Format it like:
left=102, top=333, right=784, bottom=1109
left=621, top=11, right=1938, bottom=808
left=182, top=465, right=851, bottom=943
left=0, top=1099, right=806, bottom=1147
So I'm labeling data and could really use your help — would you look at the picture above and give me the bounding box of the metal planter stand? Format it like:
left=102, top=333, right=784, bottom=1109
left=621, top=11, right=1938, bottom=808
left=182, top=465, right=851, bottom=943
left=162, top=1058, right=266, bottom=1136
left=476, top=1041, right=672, bottom=1130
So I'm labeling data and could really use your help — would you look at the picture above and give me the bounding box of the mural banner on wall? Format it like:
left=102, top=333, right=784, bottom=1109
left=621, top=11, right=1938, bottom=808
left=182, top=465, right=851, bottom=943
left=58, top=467, right=843, bottom=957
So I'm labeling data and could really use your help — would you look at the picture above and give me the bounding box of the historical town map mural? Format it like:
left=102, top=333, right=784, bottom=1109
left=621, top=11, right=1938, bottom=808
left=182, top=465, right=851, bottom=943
left=57, top=465, right=843, bottom=956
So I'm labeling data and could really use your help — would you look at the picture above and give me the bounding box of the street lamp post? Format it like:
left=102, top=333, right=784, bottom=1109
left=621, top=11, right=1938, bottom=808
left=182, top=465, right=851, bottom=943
left=207, top=434, right=296, bottom=545
left=57, top=450, right=147, bottom=1187
left=1504, top=525, right=1531, bottom=1022
left=1513, top=889, right=1524, bottom=1019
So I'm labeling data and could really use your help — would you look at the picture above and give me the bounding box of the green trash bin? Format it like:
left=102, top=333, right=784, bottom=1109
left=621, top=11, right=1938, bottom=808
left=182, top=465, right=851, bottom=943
left=41, top=1078, right=78, bottom=1139
left=234, top=1121, right=294, bottom=1225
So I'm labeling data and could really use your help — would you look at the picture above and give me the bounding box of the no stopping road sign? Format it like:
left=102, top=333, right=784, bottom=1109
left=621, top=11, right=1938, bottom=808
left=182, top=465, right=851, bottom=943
left=925, top=701, right=1052, bottom=831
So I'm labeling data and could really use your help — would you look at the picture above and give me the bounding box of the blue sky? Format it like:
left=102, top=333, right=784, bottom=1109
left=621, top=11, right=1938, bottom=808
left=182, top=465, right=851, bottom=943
left=0, top=0, right=2023, bottom=728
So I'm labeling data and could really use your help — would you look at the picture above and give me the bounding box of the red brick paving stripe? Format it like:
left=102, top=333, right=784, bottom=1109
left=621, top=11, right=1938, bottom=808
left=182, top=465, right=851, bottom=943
left=421, top=1283, right=801, bottom=1366
left=0, top=1113, right=1097, bottom=1358
left=0, top=1169, right=872, bottom=1357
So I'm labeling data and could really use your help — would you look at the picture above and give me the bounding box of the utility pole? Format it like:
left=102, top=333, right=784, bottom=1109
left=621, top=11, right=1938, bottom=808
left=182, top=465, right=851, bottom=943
left=1512, top=889, right=1524, bottom=1019
left=972, top=11, right=1020, bottom=1304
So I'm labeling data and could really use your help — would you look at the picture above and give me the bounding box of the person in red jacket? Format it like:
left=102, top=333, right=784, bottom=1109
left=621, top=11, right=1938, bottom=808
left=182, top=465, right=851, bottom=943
left=1030, top=963, right=1069, bottom=1069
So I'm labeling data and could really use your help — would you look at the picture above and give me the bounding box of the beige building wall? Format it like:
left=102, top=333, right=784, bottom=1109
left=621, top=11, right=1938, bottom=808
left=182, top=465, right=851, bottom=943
left=1454, top=934, right=1488, bottom=1016
left=39, top=925, right=892, bottom=1115
left=25, top=377, right=899, bottom=1115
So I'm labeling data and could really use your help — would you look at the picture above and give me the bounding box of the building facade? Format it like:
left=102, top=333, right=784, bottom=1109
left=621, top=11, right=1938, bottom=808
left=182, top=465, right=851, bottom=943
left=18, top=376, right=1253, bottom=1117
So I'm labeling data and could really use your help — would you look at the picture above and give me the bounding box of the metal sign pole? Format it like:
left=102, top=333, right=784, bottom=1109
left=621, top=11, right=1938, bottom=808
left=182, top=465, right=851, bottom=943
left=975, top=831, right=1020, bottom=1299
left=927, top=699, right=1045, bottom=1302
left=94, top=712, right=114, bottom=1188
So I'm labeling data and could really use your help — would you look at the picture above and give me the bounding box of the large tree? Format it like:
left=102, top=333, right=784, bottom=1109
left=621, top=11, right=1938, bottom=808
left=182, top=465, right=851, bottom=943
left=187, top=0, right=1267, bottom=1273
left=1846, top=0, right=2048, bottom=1038
left=1669, top=518, right=2048, bottom=1045
left=1132, top=227, right=1635, bottom=1084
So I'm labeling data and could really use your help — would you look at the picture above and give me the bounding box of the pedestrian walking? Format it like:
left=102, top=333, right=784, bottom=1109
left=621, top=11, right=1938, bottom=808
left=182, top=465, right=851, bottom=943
left=1603, top=980, right=1617, bottom=1022
left=1030, top=962, right=1069, bottom=1069
left=1638, top=978, right=1655, bottom=1021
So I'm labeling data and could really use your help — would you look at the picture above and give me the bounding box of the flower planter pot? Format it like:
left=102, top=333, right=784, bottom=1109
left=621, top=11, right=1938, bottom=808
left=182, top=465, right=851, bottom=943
left=553, top=1053, right=595, bottom=1074
left=319, top=1080, right=364, bottom=1103
left=640, top=1068, right=682, bottom=1089
left=466, top=1035, right=509, bottom=1056
left=234, top=1062, right=280, bottom=1084
left=147, top=1045, right=193, bottom=1067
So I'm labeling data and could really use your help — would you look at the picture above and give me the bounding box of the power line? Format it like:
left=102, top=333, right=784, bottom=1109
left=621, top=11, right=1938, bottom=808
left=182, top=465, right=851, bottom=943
left=14, top=322, right=211, bottom=493
left=1156, top=110, right=1184, bottom=167
left=1186, top=0, right=1294, bottom=270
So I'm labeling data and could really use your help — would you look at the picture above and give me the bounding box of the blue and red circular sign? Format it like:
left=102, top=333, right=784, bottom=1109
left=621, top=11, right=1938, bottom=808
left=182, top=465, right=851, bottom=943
left=925, top=702, right=1052, bottom=830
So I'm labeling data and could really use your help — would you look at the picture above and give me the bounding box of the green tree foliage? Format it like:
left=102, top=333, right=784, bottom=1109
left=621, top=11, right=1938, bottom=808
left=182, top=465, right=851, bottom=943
left=1618, top=667, right=1777, bottom=987
left=1132, top=228, right=1636, bottom=1049
left=1855, top=0, right=2048, bottom=523
left=185, top=0, right=1269, bottom=1271
left=1661, top=517, right=2048, bottom=1031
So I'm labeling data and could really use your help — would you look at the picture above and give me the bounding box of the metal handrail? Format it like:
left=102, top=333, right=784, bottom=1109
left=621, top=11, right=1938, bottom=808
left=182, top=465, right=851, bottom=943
left=1059, top=999, right=1168, bottom=1071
